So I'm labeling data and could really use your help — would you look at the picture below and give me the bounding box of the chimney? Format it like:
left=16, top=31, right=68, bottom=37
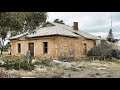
left=73, top=22, right=78, bottom=31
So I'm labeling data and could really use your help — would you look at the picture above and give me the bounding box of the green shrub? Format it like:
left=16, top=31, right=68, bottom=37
left=104, top=49, right=120, bottom=59
left=20, top=62, right=34, bottom=71
left=0, top=56, right=53, bottom=70
left=33, top=61, right=41, bottom=65
left=33, top=60, right=52, bottom=66
left=88, top=44, right=120, bottom=60
left=1, top=59, right=34, bottom=71
left=41, top=60, right=51, bottom=66
left=87, top=46, right=102, bottom=56
left=112, top=49, right=120, bottom=59
left=3, top=60, right=15, bottom=70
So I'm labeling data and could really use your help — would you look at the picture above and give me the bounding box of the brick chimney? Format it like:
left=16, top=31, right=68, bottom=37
left=73, top=22, right=78, bottom=31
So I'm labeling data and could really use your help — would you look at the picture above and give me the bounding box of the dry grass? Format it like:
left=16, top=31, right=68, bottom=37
left=2, top=60, right=120, bottom=78
left=1, top=53, right=120, bottom=78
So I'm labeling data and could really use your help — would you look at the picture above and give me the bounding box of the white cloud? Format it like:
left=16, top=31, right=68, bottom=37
left=48, top=12, right=110, bottom=28
left=47, top=12, right=120, bottom=40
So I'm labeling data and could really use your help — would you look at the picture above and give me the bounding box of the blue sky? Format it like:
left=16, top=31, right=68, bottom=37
left=47, top=12, right=120, bottom=41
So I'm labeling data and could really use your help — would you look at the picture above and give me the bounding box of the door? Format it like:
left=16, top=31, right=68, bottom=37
left=28, top=43, right=34, bottom=57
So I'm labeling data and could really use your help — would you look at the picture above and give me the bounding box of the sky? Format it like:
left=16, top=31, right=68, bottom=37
left=47, top=12, right=120, bottom=41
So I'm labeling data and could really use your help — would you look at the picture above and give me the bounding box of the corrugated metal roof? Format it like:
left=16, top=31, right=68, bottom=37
left=49, top=22, right=101, bottom=40
left=9, top=22, right=101, bottom=40
left=73, top=30, right=101, bottom=40
left=47, top=22, right=101, bottom=40
left=9, top=32, right=29, bottom=40
left=27, top=25, right=80, bottom=38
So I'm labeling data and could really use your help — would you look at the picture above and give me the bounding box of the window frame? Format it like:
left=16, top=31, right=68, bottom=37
left=43, top=42, right=48, bottom=54
left=83, top=43, right=87, bottom=55
left=18, top=43, right=21, bottom=54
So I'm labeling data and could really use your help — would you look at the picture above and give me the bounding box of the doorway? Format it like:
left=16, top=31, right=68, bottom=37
left=28, top=43, right=34, bottom=57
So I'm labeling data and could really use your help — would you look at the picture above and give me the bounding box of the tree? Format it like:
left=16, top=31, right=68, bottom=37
left=54, top=19, right=59, bottom=23
left=106, top=29, right=119, bottom=43
left=24, top=12, right=47, bottom=33
left=107, top=29, right=114, bottom=42
left=0, top=12, right=47, bottom=35
left=0, top=12, right=47, bottom=54
left=0, top=29, right=7, bottom=54
left=54, top=19, right=65, bottom=24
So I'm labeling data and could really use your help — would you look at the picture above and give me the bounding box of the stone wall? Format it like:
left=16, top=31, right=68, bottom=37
left=56, top=36, right=95, bottom=60
left=10, top=36, right=95, bottom=60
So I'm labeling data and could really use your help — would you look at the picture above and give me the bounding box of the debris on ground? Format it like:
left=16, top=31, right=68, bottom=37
left=0, top=60, right=5, bottom=65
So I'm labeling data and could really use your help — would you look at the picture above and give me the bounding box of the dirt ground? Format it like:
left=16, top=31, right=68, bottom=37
left=1, top=59, right=120, bottom=78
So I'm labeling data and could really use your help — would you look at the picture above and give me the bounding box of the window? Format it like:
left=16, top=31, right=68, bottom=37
left=18, top=43, right=21, bottom=53
left=43, top=42, right=48, bottom=54
left=83, top=43, right=87, bottom=55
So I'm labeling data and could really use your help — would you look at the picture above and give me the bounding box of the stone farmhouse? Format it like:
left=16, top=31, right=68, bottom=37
left=9, top=21, right=102, bottom=60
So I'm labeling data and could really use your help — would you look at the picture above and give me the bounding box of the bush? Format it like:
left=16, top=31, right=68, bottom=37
left=20, top=61, right=34, bottom=70
left=0, top=56, right=54, bottom=70
left=88, top=46, right=120, bottom=60
left=87, top=40, right=120, bottom=60
left=112, top=49, right=120, bottom=59
left=103, top=49, right=120, bottom=59
left=33, top=60, right=52, bottom=67
left=105, top=49, right=113, bottom=59
left=88, top=41, right=112, bottom=57
left=0, top=55, right=35, bottom=71
left=33, top=61, right=42, bottom=65
left=1, top=60, right=34, bottom=71
left=41, top=60, right=51, bottom=66
left=87, top=46, right=102, bottom=56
